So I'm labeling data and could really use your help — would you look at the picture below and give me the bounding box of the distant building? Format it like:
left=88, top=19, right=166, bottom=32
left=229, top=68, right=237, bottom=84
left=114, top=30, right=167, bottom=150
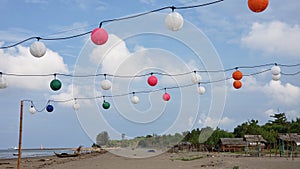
left=219, top=135, right=267, bottom=153
left=278, top=133, right=300, bottom=147
left=219, top=138, right=246, bottom=152
left=244, top=135, right=267, bottom=149
left=278, top=133, right=300, bottom=157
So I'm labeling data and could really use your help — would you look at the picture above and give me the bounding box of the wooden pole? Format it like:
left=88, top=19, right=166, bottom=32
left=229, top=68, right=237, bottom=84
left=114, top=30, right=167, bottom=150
left=17, top=100, right=24, bottom=169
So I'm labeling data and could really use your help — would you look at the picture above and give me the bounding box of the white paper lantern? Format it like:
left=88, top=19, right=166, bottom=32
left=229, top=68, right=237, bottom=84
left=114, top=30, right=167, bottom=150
left=165, top=12, right=184, bottom=31
left=197, top=86, right=206, bottom=95
left=271, top=65, right=281, bottom=75
left=29, top=106, right=36, bottom=114
left=131, top=96, right=139, bottom=104
left=73, top=102, right=80, bottom=110
left=30, top=41, right=47, bottom=58
left=272, top=74, right=281, bottom=81
left=101, top=79, right=112, bottom=90
left=191, top=73, right=202, bottom=84
left=0, top=76, right=8, bottom=89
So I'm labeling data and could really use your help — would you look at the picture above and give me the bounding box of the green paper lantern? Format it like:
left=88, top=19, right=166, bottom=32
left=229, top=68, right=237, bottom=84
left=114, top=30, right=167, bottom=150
left=50, top=79, right=62, bottom=91
left=102, top=101, right=110, bottom=109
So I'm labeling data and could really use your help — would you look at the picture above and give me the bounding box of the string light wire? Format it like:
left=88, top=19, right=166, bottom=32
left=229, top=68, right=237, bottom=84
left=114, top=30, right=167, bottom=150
left=0, top=0, right=225, bottom=49
left=1, top=62, right=299, bottom=78
left=19, top=65, right=300, bottom=112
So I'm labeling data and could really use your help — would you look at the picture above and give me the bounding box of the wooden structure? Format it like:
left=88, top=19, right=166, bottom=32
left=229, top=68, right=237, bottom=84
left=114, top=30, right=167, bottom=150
left=168, top=142, right=192, bottom=153
left=244, top=135, right=267, bottom=156
left=219, top=138, right=246, bottom=152
left=54, top=152, right=79, bottom=158
left=278, top=133, right=300, bottom=157
left=244, top=135, right=267, bottom=148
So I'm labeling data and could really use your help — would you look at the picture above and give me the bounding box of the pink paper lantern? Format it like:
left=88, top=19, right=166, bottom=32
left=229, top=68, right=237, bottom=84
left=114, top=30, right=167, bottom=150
left=163, top=93, right=171, bottom=101
left=91, top=28, right=108, bottom=45
left=147, top=75, right=158, bottom=86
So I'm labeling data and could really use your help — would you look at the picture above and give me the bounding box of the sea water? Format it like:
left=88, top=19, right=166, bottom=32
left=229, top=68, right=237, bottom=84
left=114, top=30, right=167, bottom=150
left=0, top=149, right=74, bottom=159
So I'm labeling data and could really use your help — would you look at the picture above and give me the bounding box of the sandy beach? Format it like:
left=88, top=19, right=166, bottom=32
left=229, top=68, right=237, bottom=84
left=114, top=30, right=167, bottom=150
left=1, top=149, right=300, bottom=169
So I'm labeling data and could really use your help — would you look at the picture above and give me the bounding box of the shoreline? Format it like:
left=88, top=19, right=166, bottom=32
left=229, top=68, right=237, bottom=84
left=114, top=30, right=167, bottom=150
left=1, top=151, right=300, bottom=169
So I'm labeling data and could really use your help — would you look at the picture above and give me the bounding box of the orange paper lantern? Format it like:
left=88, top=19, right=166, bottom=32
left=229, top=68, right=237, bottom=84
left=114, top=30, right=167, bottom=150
left=232, top=70, right=243, bottom=80
left=248, top=0, right=269, bottom=13
left=233, top=80, right=242, bottom=89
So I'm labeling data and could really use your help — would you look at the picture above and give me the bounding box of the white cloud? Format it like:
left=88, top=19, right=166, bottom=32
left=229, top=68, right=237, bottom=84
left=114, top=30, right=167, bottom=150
left=0, top=28, right=35, bottom=43
left=0, top=45, right=68, bottom=90
left=286, top=110, right=300, bottom=121
left=227, top=74, right=300, bottom=106
left=219, top=116, right=235, bottom=125
left=89, top=34, right=131, bottom=74
left=188, top=116, right=194, bottom=127
left=264, top=108, right=276, bottom=118
left=50, top=84, right=99, bottom=108
left=198, top=113, right=234, bottom=128
left=242, top=21, right=300, bottom=57
left=262, top=81, right=300, bottom=105
left=139, top=0, right=156, bottom=5
left=48, top=22, right=90, bottom=38
left=89, top=34, right=198, bottom=87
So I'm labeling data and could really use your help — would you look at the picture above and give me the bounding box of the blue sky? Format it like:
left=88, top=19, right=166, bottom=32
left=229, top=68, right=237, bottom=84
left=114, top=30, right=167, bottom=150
left=0, top=0, right=300, bottom=149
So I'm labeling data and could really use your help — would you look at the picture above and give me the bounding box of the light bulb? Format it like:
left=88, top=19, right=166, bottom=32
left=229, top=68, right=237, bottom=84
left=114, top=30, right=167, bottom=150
left=50, top=79, right=62, bottom=91
left=0, top=76, right=8, bottom=89
left=101, top=79, right=112, bottom=90
left=192, top=73, right=202, bottom=84
left=271, top=65, right=281, bottom=75
left=91, top=28, right=108, bottom=45
left=147, top=75, right=158, bottom=86
left=197, top=86, right=206, bottom=95
left=131, top=96, right=139, bottom=104
left=73, top=102, right=80, bottom=110
left=163, top=93, right=171, bottom=101
left=46, top=105, right=54, bottom=112
left=165, top=12, right=184, bottom=31
left=102, top=101, right=110, bottom=109
left=272, top=74, right=281, bottom=81
left=29, top=106, right=36, bottom=114
left=30, top=41, right=47, bottom=58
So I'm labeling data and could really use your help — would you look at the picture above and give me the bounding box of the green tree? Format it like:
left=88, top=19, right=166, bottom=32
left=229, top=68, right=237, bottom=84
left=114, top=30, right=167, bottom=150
left=96, top=131, right=109, bottom=146
left=290, top=118, right=300, bottom=133
left=269, top=113, right=287, bottom=125
left=233, top=119, right=263, bottom=137
left=205, top=127, right=234, bottom=146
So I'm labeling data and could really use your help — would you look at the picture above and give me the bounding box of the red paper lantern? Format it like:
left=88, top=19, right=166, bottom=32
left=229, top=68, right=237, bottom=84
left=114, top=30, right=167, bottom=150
left=91, top=28, right=108, bottom=45
left=232, top=70, right=243, bottom=80
left=163, top=93, right=171, bottom=101
left=248, top=0, right=269, bottom=13
left=147, top=75, right=158, bottom=86
left=233, top=80, right=242, bottom=89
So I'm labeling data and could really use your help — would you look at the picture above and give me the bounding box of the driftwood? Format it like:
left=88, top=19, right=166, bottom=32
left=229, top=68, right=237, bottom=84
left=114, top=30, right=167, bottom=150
left=54, top=145, right=82, bottom=158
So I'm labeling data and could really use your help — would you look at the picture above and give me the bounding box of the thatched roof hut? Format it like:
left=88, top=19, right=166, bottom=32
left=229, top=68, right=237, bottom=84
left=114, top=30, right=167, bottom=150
left=219, top=138, right=246, bottom=152
left=278, top=133, right=300, bottom=146
left=244, top=135, right=267, bottom=143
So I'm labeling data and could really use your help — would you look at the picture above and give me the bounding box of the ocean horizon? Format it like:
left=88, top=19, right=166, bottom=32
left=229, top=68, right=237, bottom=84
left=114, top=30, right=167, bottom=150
left=0, top=148, right=75, bottom=159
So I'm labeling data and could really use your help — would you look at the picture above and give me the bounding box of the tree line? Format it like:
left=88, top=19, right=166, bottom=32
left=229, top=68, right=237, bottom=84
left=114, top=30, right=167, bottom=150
left=95, top=112, right=300, bottom=149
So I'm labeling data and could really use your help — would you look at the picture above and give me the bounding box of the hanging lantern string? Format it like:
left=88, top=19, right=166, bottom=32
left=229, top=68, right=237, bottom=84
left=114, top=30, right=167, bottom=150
left=22, top=99, right=51, bottom=112
left=0, top=62, right=299, bottom=78
left=99, top=0, right=224, bottom=27
left=23, top=68, right=271, bottom=111
left=281, top=71, right=300, bottom=76
left=243, top=68, right=271, bottom=77
left=21, top=67, right=298, bottom=112
left=0, top=0, right=225, bottom=49
left=175, top=0, right=224, bottom=9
